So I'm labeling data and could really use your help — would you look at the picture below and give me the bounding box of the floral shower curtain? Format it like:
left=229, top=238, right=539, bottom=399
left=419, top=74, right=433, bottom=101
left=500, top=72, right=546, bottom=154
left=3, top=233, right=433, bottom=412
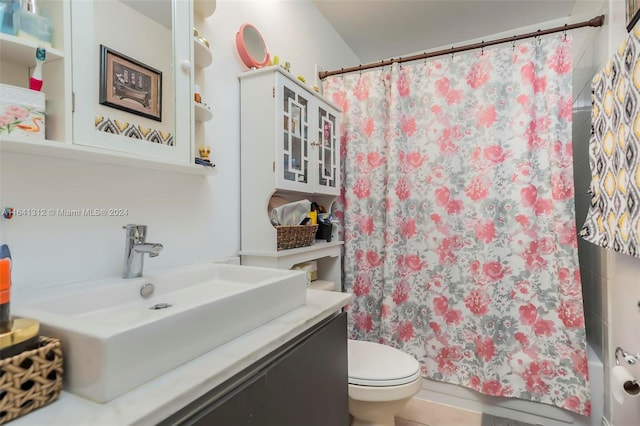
left=323, top=36, right=591, bottom=415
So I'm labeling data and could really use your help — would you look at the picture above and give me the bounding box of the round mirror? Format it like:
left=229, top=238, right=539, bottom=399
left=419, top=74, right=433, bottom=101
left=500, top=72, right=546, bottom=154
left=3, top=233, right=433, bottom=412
left=235, top=23, right=270, bottom=69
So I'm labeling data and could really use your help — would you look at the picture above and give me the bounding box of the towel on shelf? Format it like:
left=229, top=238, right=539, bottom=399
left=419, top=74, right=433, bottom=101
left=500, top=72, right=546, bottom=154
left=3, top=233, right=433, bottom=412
left=580, top=27, right=640, bottom=258
left=270, top=199, right=311, bottom=226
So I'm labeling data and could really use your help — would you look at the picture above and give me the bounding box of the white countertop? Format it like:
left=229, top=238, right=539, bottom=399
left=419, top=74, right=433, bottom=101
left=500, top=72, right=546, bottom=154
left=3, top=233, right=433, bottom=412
left=10, top=290, right=352, bottom=426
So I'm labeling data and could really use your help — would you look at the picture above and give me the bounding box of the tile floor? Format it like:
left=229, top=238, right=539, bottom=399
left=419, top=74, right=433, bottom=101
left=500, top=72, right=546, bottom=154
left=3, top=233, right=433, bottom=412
left=396, top=419, right=427, bottom=426
left=395, top=397, right=482, bottom=426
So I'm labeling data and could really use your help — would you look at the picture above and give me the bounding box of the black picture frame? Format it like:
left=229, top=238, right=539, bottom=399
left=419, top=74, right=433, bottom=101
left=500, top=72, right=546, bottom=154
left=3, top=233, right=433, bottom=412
left=99, top=45, right=162, bottom=122
left=627, top=0, right=640, bottom=32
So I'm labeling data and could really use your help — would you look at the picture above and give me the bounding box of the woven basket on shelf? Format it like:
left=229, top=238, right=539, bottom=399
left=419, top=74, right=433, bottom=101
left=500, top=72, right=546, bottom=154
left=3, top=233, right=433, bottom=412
left=0, top=336, right=63, bottom=424
left=276, top=225, right=319, bottom=250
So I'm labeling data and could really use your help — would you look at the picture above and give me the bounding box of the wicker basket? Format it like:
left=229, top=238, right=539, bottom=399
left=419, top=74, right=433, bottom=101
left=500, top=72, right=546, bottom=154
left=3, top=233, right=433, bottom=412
left=0, top=336, right=63, bottom=424
left=276, top=225, right=319, bottom=250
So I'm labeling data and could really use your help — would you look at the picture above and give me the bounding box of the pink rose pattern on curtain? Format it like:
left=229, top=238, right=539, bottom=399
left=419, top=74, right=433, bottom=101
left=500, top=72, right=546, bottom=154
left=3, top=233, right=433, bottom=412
left=323, top=36, right=590, bottom=416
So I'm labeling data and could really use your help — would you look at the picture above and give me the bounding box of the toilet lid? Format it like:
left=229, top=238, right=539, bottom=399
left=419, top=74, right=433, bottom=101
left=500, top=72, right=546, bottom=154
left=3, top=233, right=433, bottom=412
left=348, top=339, right=422, bottom=387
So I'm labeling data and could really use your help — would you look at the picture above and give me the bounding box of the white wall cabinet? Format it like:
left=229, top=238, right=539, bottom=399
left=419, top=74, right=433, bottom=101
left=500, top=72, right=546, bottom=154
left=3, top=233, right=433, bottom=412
left=240, top=66, right=340, bottom=197
left=274, top=72, right=340, bottom=196
left=239, top=66, right=343, bottom=291
left=1, top=0, right=214, bottom=175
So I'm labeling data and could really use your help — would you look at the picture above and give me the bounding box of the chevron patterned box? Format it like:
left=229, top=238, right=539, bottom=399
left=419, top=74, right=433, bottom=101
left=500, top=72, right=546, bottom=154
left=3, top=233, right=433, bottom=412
left=0, top=83, right=45, bottom=139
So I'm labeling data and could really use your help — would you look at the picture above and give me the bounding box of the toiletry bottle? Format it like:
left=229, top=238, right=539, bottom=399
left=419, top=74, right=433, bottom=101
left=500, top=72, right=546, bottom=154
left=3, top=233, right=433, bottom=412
left=29, top=47, right=45, bottom=91
left=22, top=0, right=37, bottom=14
left=0, top=258, right=11, bottom=333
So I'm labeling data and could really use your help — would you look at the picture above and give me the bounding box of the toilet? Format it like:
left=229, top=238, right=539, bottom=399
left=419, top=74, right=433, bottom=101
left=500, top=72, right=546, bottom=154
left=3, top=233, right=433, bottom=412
left=348, top=339, right=422, bottom=426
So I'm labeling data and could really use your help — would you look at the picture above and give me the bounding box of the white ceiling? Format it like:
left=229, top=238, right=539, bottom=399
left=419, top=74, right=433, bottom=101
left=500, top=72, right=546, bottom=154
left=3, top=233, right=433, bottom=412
left=120, top=0, right=173, bottom=29
left=312, top=0, right=578, bottom=63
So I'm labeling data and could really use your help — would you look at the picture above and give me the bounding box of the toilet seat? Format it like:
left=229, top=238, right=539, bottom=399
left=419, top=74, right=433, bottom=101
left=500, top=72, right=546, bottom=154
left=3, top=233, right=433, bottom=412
left=348, top=339, right=421, bottom=387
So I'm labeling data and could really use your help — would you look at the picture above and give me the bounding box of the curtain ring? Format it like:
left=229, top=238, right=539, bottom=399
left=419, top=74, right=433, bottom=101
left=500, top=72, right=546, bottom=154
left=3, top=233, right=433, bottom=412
left=563, top=24, right=568, bottom=41
left=481, top=41, right=484, bottom=56
left=451, top=47, right=454, bottom=61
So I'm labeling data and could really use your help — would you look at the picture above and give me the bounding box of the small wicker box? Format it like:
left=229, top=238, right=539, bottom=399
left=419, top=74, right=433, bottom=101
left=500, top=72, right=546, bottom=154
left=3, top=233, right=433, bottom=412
left=276, top=225, right=319, bottom=250
left=0, top=337, right=63, bottom=424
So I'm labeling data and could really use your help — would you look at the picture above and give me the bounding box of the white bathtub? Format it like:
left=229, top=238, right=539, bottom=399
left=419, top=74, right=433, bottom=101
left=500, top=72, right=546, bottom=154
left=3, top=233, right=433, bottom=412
left=414, top=344, right=603, bottom=426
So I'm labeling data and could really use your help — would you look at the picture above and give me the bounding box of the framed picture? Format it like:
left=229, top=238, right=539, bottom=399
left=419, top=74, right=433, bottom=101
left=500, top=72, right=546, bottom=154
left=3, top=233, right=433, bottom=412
left=627, top=0, right=640, bottom=32
left=99, top=45, right=162, bottom=121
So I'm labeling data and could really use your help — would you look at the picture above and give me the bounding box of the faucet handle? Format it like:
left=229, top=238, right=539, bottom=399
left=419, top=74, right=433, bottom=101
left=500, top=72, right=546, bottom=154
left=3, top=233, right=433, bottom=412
left=123, top=224, right=147, bottom=239
left=123, top=224, right=145, bottom=229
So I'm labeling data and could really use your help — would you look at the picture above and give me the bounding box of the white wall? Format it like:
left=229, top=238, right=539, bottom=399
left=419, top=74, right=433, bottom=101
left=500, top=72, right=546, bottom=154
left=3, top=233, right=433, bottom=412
left=571, top=0, right=640, bottom=425
left=0, top=0, right=359, bottom=295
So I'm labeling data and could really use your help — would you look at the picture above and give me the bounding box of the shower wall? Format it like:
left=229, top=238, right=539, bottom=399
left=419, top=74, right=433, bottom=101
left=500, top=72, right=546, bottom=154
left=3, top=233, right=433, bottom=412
left=572, top=0, right=613, bottom=365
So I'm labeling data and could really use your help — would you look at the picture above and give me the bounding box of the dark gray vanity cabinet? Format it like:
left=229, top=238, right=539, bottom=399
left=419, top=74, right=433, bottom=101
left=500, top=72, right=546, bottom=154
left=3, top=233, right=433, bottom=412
left=161, top=312, right=349, bottom=426
left=263, top=312, right=349, bottom=426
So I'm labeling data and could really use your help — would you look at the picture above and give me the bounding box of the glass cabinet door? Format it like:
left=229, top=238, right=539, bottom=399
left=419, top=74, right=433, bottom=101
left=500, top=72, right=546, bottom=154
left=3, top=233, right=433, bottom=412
left=277, top=77, right=310, bottom=191
left=274, top=73, right=340, bottom=195
left=316, top=105, right=339, bottom=195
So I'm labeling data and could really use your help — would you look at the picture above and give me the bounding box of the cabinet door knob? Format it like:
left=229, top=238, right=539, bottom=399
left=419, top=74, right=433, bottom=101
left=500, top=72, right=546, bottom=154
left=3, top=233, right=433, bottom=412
left=180, top=60, right=193, bottom=72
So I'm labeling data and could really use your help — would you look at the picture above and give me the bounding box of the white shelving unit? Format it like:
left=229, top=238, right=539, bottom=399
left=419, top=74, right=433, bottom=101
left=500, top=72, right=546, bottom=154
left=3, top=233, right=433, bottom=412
left=1, top=0, right=215, bottom=175
left=0, top=1, right=72, bottom=145
left=239, top=67, right=343, bottom=291
left=192, top=0, right=214, bottom=162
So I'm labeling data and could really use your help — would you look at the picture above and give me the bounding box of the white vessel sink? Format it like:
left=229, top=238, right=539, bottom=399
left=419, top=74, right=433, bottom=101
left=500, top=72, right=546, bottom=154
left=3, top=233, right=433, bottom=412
left=13, top=263, right=307, bottom=403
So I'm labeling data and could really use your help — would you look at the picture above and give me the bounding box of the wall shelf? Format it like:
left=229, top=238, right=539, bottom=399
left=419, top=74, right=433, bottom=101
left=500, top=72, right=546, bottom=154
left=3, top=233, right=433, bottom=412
left=194, top=0, right=216, bottom=17
left=240, top=242, right=342, bottom=291
left=194, top=102, right=213, bottom=122
left=0, top=136, right=214, bottom=176
left=240, top=240, right=343, bottom=259
left=193, top=37, right=212, bottom=68
left=0, top=34, right=64, bottom=66
left=309, top=280, right=335, bottom=291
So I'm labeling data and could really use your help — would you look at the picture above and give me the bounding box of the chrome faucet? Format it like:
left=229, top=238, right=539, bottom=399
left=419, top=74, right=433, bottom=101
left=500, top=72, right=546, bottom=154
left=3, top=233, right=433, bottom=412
left=122, top=224, right=163, bottom=278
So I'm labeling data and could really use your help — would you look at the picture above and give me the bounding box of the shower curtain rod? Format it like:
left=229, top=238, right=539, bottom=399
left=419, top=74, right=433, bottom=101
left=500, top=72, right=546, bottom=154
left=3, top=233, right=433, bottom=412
left=318, top=14, right=605, bottom=79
